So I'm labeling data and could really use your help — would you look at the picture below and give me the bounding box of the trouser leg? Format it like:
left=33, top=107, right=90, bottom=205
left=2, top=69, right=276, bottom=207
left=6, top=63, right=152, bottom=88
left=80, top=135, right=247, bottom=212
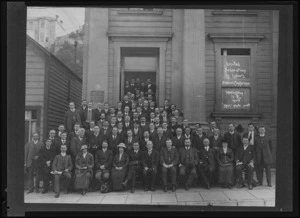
left=27, top=165, right=34, bottom=190
left=150, top=169, right=157, bottom=188
left=161, top=167, right=168, bottom=186
left=95, top=171, right=103, bottom=184
left=126, top=166, right=134, bottom=182
left=170, top=166, right=177, bottom=186
left=179, top=166, right=186, bottom=185
left=63, top=172, right=72, bottom=191
left=236, top=165, right=244, bottom=185
left=265, top=164, right=272, bottom=185
left=247, top=165, right=254, bottom=185
left=143, top=170, right=149, bottom=188
left=131, top=168, right=136, bottom=188
left=54, top=175, right=61, bottom=193
left=256, top=164, right=264, bottom=184
left=186, top=168, right=197, bottom=186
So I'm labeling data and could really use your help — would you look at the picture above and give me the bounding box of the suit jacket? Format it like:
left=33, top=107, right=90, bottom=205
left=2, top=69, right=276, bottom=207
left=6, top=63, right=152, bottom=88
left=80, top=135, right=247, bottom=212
left=199, top=148, right=216, bottom=171
left=106, top=134, right=124, bottom=153
left=162, top=128, right=173, bottom=139
left=178, top=147, right=198, bottom=167
left=117, top=129, right=127, bottom=139
left=101, top=109, right=110, bottom=117
left=122, top=100, right=132, bottom=110
left=100, top=127, right=110, bottom=139
left=53, top=139, right=70, bottom=155
left=113, top=152, right=129, bottom=168
left=88, top=132, right=104, bottom=153
left=128, top=149, right=143, bottom=166
left=67, top=131, right=78, bottom=142
left=79, top=106, right=88, bottom=124
left=139, top=123, right=149, bottom=134
left=38, top=145, right=56, bottom=170
left=75, top=152, right=94, bottom=174
left=172, top=135, right=185, bottom=149
left=25, top=141, right=44, bottom=167
left=235, top=145, right=256, bottom=165
left=254, top=135, right=273, bottom=165
left=123, top=122, right=133, bottom=132
left=216, top=148, right=234, bottom=165
left=142, top=149, right=160, bottom=169
left=193, top=134, right=206, bottom=152
left=52, top=154, right=73, bottom=172
left=142, top=107, right=151, bottom=118
left=209, top=135, right=223, bottom=150
left=84, top=108, right=94, bottom=123
left=85, top=129, right=94, bottom=142
left=149, top=129, right=158, bottom=139
left=152, top=135, right=167, bottom=151
left=64, top=109, right=81, bottom=132
left=224, top=131, right=242, bottom=153
left=243, top=131, right=259, bottom=146
left=132, top=127, right=143, bottom=140
left=70, top=136, right=87, bottom=159
left=124, top=136, right=137, bottom=151
left=183, top=134, right=194, bottom=146
left=160, top=147, right=179, bottom=166
left=92, top=108, right=102, bottom=124
left=139, top=138, right=152, bottom=151
left=169, top=124, right=179, bottom=137
left=95, top=149, right=113, bottom=170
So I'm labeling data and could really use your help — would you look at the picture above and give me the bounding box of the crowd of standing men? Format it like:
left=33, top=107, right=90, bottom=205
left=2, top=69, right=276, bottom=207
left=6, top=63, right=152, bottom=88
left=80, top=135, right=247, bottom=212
left=25, top=79, right=274, bottom=198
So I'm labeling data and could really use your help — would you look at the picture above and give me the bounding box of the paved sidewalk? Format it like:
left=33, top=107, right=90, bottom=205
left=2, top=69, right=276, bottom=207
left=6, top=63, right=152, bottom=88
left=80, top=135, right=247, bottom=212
left=25, top=171, right=275, bottom=207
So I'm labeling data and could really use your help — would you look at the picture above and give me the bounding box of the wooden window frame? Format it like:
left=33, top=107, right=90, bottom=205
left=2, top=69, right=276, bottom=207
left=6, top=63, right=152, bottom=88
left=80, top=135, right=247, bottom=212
left=208, top=33, right=264, bottom=119
left=25, top=106, right=42, bottom=143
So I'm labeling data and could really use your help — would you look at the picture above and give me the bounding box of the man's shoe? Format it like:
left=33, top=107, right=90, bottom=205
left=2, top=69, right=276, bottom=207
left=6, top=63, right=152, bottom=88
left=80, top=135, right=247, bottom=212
left=248, top=184, right=253, bottom=190
left=131, top=188, right=135, bottom=193
left=41, top=189, right=48, bottom=194
left=206, top=183, right=210, bottom=190
left=268, top=184, right=272, bottom=187
left=122, top=181, right=128, bottom=188
left=82, top=190, right=86, bottom=195
left=172, top=185, right=176, bottom=192
left=185, top=184, right=189, bottom=190
left=236, top=184, right=244, bottom=188
left=34, top=188, right=40, bottom=193
left=150, top=187, right=155, bottom=192
left=55, top=192, right=60, bottom=198
left=27, top=188, right=34, bottom=194
left=257, top=182, right=262, bottom=186
left=144, top=187, right=149, bottom=192
left=164, top=186, right=167, bottom=192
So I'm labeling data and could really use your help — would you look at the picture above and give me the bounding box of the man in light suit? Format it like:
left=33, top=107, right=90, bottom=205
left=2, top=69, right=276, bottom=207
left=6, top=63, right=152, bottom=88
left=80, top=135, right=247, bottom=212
left=64, top=101, right=82, bottom=133
left=24, top=133, right=44, bottom=193
left=254, top=125, right=273, bottom=187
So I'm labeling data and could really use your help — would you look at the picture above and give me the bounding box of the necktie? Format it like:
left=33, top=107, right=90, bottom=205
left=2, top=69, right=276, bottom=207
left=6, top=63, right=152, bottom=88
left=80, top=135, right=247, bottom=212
left=248, top=132, right=252, bottom=143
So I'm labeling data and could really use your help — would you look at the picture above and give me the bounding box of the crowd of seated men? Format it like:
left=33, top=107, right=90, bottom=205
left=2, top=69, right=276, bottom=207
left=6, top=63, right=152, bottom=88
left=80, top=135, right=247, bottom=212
left=25, top=87, right=274, bottom=198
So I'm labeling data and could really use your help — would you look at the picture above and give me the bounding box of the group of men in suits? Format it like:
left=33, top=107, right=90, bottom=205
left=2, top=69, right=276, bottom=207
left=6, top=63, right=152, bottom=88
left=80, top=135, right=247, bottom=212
left=25, top=96, right=274, bottom=196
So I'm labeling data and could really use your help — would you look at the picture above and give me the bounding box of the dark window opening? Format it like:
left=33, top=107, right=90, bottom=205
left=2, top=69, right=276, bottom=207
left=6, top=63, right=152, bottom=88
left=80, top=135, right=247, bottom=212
left=221, top=48, right=250, bottom=56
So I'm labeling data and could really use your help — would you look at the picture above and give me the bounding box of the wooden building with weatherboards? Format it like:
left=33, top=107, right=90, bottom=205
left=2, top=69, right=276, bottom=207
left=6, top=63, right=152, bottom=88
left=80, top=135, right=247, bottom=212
left=82, top=8, right=279, bottom=166
left=25, top=35, right=82, bottom=143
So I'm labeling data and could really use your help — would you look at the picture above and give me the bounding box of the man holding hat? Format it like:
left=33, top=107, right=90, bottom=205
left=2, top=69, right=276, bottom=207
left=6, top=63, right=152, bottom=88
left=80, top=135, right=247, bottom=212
left=51, top=144, right=73, bottom=198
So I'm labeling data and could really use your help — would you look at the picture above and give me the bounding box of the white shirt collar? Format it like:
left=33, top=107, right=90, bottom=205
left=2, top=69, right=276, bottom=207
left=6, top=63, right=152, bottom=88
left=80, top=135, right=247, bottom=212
left=33, top=140, right=38, bottom=144
left=61, top=152, right=66, bottom=157
left=260, top=134, right=265, bottom=137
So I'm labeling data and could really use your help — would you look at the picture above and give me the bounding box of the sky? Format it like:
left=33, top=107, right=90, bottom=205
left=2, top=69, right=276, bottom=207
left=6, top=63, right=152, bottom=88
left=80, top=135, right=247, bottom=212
left=27, top=7, right=85, bottom=37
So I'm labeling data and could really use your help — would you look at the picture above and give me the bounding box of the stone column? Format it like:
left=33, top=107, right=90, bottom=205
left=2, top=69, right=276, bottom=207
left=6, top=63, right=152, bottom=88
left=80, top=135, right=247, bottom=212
left=83, top=8, right=109, bottom=103
left=182, top=9, right=206, bottom=122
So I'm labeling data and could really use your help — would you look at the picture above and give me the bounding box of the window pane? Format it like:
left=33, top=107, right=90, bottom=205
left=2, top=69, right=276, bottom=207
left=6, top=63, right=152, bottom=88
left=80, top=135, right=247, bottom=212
left=25, top=110, right=31, bottom=119
left=40, top=32, right=45, bottom=42
left=31, top=110, right=37, bottom=119
left=31, top=121, right=37, bottom=134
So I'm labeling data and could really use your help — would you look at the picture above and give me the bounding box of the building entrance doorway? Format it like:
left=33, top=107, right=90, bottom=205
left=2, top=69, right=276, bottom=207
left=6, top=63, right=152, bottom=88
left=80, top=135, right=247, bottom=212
left=120, top=47, right=159, bottom=103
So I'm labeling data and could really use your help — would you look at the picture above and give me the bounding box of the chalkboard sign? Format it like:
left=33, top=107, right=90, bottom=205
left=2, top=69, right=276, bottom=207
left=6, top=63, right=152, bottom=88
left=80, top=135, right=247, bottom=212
left=90, top=91, right=104, bottom=103
left=222, top=88, right=251, bottom=109
left=223, top=56, right=250, bottom=81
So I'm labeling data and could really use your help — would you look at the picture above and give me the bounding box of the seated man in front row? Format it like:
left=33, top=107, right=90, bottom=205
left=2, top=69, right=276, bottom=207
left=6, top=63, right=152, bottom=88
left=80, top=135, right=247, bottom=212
left=197, top=138, right=215, bottom=189
left=122, top=141, right=143, bottom=193
left=142, top=140, right=160, bottom=191
left=160, top=138, right=179, bottom=192
left=94, top=141, right=113, bottom=189
left=51, top=144, right=73, bottom=198
left=235, top=137, right=256, bottom=190
left=178, top=138, right=198, bottom=190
